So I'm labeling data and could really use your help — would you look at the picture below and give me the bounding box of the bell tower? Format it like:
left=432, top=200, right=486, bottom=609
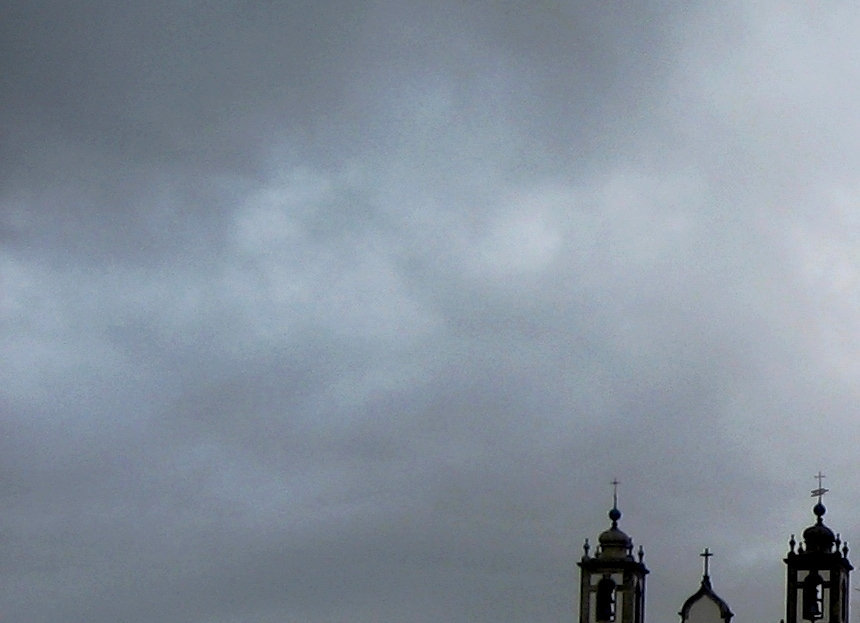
left=784, top=474, right=852, bottom=623
left=578, top=481, right=648, bottom=623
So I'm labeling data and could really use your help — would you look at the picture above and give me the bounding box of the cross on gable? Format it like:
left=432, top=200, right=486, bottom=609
left=700, top=547, right=713, bottom=577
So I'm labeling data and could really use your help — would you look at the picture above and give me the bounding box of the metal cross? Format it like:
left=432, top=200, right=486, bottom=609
left=700, top=547, right=713, bottom=577
left=811, top=471, right=829, bottom=502
left=611, top=479, right=620, bottom=508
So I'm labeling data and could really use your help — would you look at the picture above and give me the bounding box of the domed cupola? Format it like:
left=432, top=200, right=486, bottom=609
left=802, top=502, right=836, bottom=554
left=598, top=506, right=634, bottom=560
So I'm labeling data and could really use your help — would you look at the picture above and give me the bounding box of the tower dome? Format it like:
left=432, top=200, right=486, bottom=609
left=598, top=507, right=633, bottom=560
left=678, top=548, right=734, bottom=623
left=802, top=502, right=836, bottom=553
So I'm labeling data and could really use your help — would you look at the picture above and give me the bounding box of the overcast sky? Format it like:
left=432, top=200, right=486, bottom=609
left=4, top=1, right=860, bottom=621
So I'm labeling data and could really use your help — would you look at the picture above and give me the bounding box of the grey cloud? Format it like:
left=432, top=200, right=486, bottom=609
left=5, top=2, right=860, bottom=622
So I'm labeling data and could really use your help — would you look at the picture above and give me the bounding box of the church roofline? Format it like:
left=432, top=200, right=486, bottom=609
left=678, top=575, right=734, bottom=623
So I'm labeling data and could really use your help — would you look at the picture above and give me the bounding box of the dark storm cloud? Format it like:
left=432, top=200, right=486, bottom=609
left=3, top=0, right=363, bottom=263
left=1, top=0, right=681, bottom=261
left=5, top=1, right=860, bottom=622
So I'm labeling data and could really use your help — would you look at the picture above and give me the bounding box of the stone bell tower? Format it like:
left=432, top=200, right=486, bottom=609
left=784, top=474, right=852, bottom=623
left=578, top=482, right=648, bottom=623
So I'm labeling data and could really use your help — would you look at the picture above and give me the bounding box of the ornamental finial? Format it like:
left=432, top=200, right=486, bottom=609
left=609, top=479, right=621, bottom=526
left=700, top=547, right=713, bottom=578
left=812, top=471, right=829, bottom=504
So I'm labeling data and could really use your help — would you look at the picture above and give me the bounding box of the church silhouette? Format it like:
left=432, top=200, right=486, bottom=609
left=578, top=477, right=851, bottom=623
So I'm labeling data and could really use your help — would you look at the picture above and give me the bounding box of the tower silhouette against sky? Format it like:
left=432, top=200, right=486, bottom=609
left=785, top=474, right=852, bottom=623
left=578, top=481, right=648, bottom=623
left=577, top=475, right=852, bottom=623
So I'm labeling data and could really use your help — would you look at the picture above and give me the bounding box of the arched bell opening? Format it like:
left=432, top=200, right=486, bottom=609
left=596, top=575, right=617, bottom=622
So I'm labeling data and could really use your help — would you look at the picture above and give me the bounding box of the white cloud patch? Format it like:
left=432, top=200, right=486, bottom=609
left=229, top=167, right=440, bottom=345
left=472, top=198, right=562, bottom=276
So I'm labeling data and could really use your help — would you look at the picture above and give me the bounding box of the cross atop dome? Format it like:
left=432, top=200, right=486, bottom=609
left=812, top=471, right=829, bottom=505
left=700, top=548, right=713, bottom=579
left=609, top=479, right=621, bottom=526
